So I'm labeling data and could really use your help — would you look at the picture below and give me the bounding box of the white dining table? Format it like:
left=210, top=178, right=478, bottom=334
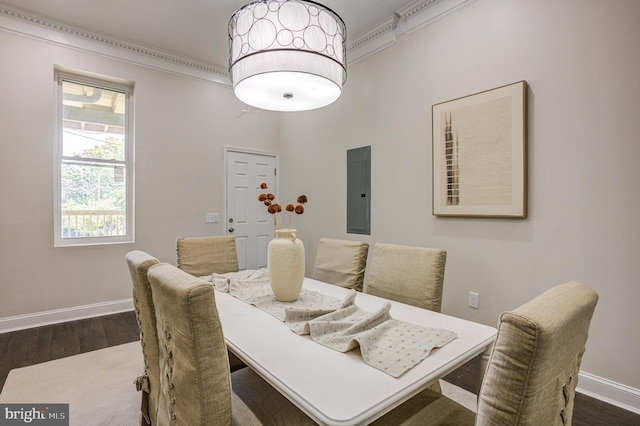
left=213, top=277, right=496, bottom=426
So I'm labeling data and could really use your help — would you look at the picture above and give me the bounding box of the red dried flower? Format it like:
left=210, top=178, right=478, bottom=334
left=257, top=188, right=308, bottom=229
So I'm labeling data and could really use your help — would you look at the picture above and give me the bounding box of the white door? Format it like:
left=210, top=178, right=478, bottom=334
left=225, top=148, right=277, bottom=270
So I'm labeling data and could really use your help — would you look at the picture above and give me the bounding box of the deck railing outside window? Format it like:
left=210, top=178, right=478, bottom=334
left=62, top=210, right=126, bottom=238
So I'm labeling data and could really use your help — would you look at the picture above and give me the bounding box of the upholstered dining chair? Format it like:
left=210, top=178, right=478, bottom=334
left=176, top=236, right=239, bottom=279
left=125, top=250, right=161, bottom=426
left=372, top=281, right=599, bottom=426
left=175, top=236, right=246, bottom=371
left=365, top=243, right=447, bottom=313
left=313, top=238, right=369, bottom=291
left=147, top=262, right=316, bottom=425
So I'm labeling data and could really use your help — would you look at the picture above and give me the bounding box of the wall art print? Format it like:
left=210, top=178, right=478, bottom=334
left=432, top=81, right=527, bottom=218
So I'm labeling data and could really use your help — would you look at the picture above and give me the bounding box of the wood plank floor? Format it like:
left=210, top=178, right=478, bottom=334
left=1, top=311, right=639, bottom=425
left=0, top=311, right=140, bottom=392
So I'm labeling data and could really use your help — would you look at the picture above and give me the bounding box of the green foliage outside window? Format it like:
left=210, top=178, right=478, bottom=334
left=61, top=137, right=127, bottom=237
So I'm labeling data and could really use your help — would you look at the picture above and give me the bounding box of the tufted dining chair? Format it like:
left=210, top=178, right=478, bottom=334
left=125, top=250, right=161, bottom=426
left=372, top=281, right=599, bottom=426
left=365, top=243, right=447, bottom=313
left=147, top=262, right=316, bottom=425
left=176, top=236, right=239, bottom=279
left=313, top=238, right=369, bottom=291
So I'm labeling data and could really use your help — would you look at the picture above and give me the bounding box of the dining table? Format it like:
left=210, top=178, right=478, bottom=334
left=213, top=275, right=497, bottom=426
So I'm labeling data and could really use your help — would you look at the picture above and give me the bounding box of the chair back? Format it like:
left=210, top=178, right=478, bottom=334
left=366, top=243, right=446, bottom=312
left=313, top=238, right=369, bottom=291
left=125, top=250, right=160, bottom=426
left=477, top=281, right=598, bottom=425
left=148, top=263, right=232, bottom=425
left=176, top=236, right=239, bottom=278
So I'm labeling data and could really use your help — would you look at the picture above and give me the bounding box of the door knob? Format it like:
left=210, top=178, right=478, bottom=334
left=228, top=227, right=235, bottom=233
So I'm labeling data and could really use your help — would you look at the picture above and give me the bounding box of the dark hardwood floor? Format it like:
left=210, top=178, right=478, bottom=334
left=0, top=311, right=140, bottom=392
left=1, top=311, right=639, bottom=425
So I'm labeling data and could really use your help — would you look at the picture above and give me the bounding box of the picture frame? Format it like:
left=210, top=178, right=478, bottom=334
left=432, top=81, right=528, bottom=218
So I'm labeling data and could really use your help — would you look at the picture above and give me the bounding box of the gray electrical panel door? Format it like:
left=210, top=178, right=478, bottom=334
left=347, top=146, right=371, bottom=234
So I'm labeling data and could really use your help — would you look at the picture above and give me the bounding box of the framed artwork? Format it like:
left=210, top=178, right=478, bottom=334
left=432, top=81, right=528, bottom=218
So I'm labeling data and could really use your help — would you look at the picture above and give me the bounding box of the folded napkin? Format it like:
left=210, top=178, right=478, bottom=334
left=281, top=291, right=357, bottom=334
left=286, top=302, right=457, bottom=378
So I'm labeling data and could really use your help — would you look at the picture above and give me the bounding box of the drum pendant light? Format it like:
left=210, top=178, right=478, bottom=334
left=229, top=0, right=347, bottom=112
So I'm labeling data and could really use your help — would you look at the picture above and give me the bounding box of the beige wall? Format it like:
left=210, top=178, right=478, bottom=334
left=279, top=0, right=640, bottom=391
left=0, top=31, right=278, bottom=318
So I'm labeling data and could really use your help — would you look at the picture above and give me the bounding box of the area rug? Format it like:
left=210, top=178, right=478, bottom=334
left=1, top=341, right=476, bottom=425
left=0, top=342, right=142, bottom=425
left=440, top=380, right=477, bottom=413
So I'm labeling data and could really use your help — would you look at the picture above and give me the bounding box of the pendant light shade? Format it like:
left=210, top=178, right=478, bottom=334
left=229, top=0, right=347, bottom=112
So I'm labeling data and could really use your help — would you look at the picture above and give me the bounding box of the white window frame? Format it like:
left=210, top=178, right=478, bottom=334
left=54, top=69, right=135, bottom=247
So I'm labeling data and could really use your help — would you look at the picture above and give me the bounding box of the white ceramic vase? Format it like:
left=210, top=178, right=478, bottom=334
left=267, top=228, right=305, bottom=302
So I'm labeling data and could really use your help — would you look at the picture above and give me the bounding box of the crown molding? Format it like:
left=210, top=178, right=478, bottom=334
left=400, top=0, right=478, bottom=34
left=346, top=0, right=475, bottom=65
left=347, top=14, right=400, bottom=65
left=0, top=6, right=231, bottom=86
left=0, top=0, right=476, bottom=82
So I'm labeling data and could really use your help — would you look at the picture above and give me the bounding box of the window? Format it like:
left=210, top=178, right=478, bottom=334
left=54, top=70, right=134, bottom=246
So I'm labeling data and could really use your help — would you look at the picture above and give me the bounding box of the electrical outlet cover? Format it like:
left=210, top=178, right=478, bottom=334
left=468, top=292, right=479, bottom=309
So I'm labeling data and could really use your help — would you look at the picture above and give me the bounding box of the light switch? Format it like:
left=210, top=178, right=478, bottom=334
left=206, top=213, right=219, bottom=223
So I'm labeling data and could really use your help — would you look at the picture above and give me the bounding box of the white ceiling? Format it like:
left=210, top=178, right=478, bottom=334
left=0, top=0, right=429, bottom=71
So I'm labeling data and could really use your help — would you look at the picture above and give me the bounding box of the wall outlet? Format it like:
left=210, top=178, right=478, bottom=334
left=468, top=292, right=479, bottom=309
left=205, top=213, right=219, bottom=223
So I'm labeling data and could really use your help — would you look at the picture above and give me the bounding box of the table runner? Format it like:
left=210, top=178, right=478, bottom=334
left=212, top=270, right=457, bottom=377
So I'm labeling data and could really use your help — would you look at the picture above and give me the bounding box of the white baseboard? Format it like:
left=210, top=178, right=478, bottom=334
left=578, top=371, right=640, bottom=415
left=0, top=299, right=134, bottom=334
